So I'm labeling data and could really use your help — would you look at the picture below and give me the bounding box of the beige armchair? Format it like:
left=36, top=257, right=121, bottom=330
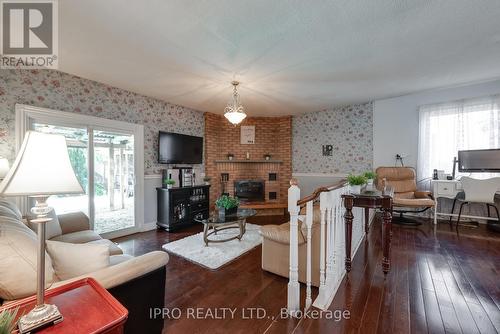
left=375, top=167, right=435, bottom=225
left=260, top=205, right=322, bottom=286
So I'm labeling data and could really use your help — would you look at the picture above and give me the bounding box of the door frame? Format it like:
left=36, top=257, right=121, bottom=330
left=15, top=103, right=145, bottom=239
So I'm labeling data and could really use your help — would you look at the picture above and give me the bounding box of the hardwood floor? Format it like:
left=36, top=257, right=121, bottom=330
left=114, top=216, right=500, bottom=334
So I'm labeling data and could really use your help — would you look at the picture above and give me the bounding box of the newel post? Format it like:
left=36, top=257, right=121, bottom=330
left=287, top=178, right=301, bottom=316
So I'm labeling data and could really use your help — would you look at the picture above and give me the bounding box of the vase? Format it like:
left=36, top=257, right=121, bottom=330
left=366, top=179, right=374, bottom=187
left=350, top=184, right=361, bottom=194
left=219, top=206, right=238, bottom=216
left=167, top=184, right=173, bottom=189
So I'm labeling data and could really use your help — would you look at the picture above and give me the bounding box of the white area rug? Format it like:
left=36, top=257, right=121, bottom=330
left=162, top=223, right=262, bottom=270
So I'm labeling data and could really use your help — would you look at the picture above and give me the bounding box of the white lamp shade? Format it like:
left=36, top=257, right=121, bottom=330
left=0, top=131, right=84, bottom=196
left=0, top=157, right=9, bottom=178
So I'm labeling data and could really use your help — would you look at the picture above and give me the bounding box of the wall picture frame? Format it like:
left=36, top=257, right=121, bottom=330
left=241, top=125, right=255, bottom=144
left=322, top=144, right=333, bottom=156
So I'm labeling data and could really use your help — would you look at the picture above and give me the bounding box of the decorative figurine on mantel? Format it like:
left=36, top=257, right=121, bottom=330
left=264, top=153, right=271, bottom=161
left=227, top=153, right=234, bottom=161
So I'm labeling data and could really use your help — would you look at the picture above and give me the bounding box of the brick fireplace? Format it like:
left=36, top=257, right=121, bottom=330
left=204, top=113, right=292, bottom=207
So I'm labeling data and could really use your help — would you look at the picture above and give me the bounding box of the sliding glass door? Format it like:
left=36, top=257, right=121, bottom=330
left=19, top=104, right=144, bottom=238
left=93, top=130, right=135, bottom=234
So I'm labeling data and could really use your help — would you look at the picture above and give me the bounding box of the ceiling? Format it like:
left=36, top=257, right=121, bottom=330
left=59, top=0, right=500, bottom=116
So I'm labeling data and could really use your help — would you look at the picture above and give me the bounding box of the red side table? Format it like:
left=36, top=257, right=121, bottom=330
left=0, top=278, right=128, bottom=334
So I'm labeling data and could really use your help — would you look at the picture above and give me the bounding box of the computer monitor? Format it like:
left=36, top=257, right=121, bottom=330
left=458, top=149, right=500, bottom=172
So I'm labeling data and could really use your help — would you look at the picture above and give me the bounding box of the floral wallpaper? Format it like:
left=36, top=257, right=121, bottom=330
left=0, top=69, right=204, bottom=174
left=0, top=70, right=373, bottom=176
left=292, top=102, right=373, bottom=174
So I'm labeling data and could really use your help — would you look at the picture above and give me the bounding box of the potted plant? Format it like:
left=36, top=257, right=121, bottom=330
left=363, top=171, right=377, bottom=186
left=163, top=178, right=175, bottom=189
left=0, top=307, right=18, bottom=334
left=347, top=174, right=367, bottom=194
left=215, top=195, right=240, bottom=216
left=227, top=153, right=234, bottom=161
left=203, top=176, right=211, bottom=185
left=264, top=153, right=271, bottom=161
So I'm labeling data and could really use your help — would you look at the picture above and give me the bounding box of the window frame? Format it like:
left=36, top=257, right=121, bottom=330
left=417, top=94, right=500, bottom=180
left=15, top=103, right=145, bottom=239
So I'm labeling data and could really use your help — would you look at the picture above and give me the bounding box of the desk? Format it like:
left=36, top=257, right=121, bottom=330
left=342, top=186, right=394, bottom=275
left=432, top=179, right=500, bottom=224
left=0, top=278, right=128, bottom=334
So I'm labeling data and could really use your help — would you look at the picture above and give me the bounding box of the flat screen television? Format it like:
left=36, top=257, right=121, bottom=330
left=158, top=131, right=203, bottom=164
left=458, top=148, right=500, bottom=172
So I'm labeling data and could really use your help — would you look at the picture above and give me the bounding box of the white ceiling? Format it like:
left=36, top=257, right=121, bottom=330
left=59, top=0, right=500, bottom=116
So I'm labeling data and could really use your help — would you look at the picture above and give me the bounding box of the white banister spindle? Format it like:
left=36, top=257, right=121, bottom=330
left=331, top=192, right=339, bottom=282
left=304, top=200, right=313, bottom=310
left=340, top=187, right=347, bottom=265
left=318, top=192, right=327, bottom=297
left=313, top=186, right=349, bottom=311
left=286, top=182, right=364, bottom=312
left=287, top=180, right=301, bottom=316
left=325, top=192, right=333, bottom=284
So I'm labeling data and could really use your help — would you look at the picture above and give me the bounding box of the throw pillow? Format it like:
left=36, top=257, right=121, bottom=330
left=46, top=240, right=110, bottom=280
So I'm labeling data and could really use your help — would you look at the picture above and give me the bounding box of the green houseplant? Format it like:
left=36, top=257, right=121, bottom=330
left=347, top=174, right=367, bottom=194
left=215, top=195, right=240, bottom=216
left=0, top=307, right=18, bottom=334
left=163, top=178, right=175, bottom=189
left=363, top=171, right=377, bottom=186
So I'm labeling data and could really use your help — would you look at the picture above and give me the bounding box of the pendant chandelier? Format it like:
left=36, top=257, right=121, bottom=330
left=224, top=81, right=247, bottom=125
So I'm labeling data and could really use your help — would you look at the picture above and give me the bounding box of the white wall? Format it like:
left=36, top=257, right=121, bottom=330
left=373, top=78, right=500, bottom=171
left=144, top=175, right=163, bottom=228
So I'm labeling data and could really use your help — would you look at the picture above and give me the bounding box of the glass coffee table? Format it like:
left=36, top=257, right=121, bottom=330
left=195, top=208, right=257, bottom=246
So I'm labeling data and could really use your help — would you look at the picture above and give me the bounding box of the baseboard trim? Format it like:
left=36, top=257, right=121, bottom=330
left=142, top=221, right=158, bottom=231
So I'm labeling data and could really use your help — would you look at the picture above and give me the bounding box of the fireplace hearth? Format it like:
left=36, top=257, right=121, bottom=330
left=234, top=180, right=265, bottom=202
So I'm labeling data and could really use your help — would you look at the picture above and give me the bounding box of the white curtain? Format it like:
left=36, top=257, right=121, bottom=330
left=417, top=94, right=500, bottom=179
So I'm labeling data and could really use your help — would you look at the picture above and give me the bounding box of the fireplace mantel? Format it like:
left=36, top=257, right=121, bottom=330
left=215, top=160, right=283, bottom=164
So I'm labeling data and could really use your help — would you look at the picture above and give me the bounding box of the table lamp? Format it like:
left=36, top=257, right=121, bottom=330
left=0, top=131, right=84, bottom=333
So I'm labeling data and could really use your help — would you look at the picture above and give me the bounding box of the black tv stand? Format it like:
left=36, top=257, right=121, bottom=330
left=156, top=185, right=210, bottom=231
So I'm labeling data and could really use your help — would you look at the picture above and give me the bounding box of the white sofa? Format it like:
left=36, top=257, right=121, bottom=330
left=0, top=199, right=169, bottom=333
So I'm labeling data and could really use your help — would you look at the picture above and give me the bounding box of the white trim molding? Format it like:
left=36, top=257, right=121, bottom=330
left=144, top=174, right=162, bottom=180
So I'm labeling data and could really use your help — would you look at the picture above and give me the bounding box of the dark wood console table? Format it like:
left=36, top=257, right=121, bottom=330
left=342, top=186, right=394, bottom=275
